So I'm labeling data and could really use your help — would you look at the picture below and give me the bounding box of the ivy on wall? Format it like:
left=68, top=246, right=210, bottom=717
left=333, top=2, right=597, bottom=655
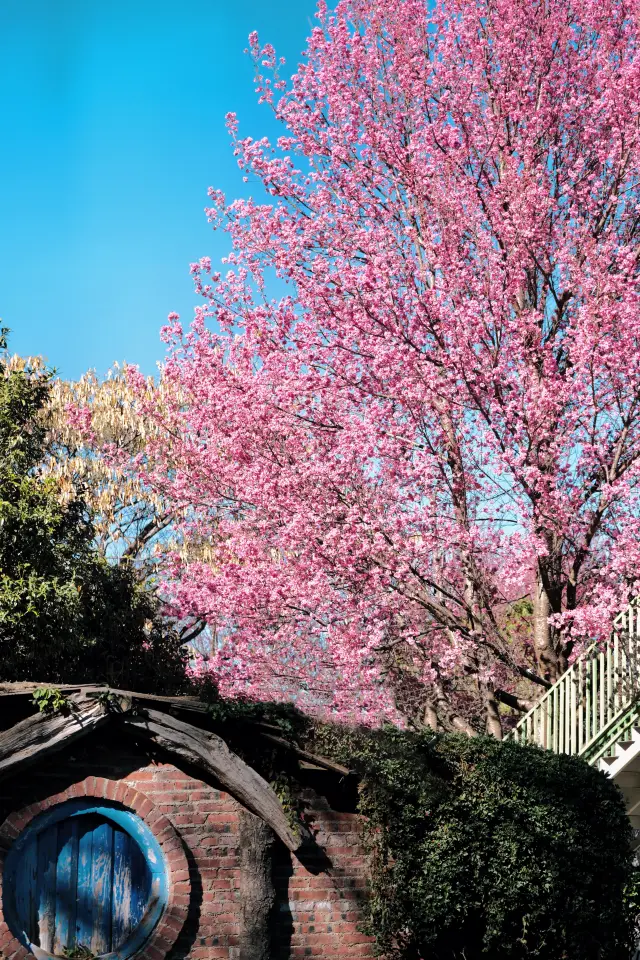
left=200, top=688, right=637, bottom=960
left=316, top=727, right=636, bottom=959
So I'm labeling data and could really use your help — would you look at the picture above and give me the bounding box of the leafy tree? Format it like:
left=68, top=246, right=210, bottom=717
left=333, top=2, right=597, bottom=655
left=0, top=333, right=186, bottom=689
left=42, top=364, right=210, bottom=656
left=112, top=0, right=640, bottom=731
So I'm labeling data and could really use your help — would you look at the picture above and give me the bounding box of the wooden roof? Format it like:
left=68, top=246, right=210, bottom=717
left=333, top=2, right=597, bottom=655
left=0, top=683, right=354, bottom=854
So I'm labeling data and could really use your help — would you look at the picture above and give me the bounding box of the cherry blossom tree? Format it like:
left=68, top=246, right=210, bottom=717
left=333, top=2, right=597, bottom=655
left=126, top=0, right=640, bottom=732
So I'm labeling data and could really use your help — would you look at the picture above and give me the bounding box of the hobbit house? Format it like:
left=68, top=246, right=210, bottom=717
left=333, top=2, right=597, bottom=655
left=0, top=687, right=374, bottom=960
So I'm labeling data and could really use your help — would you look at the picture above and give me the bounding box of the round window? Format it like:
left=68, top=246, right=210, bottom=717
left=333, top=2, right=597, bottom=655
left=2, top=800, right=168, bottom=960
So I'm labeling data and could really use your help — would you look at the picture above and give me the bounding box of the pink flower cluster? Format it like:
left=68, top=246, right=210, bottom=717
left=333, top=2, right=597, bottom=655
left=128, top=0, right=640, bottom=724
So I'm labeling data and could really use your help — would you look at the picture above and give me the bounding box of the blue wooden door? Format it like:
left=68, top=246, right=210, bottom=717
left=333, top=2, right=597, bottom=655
left=14, top=813, right=153, bottom=956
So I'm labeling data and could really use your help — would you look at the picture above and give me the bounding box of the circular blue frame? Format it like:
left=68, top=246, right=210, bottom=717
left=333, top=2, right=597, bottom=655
left=3, top=799, right=169, bottom=960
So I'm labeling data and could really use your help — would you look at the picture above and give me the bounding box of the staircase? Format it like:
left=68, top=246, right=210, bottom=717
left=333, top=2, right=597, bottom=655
left=511, top=598, right=640, bottom=827
left=512, top=601, right=640, bottom=954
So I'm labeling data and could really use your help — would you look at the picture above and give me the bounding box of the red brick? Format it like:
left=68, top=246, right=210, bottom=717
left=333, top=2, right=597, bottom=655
left=112, top=782, right=128, bottom=803
left=0, top=754, right=374, bottom=960
left=144, top=945, right=165, bottom=960
left=158, top=915, right=184, bottom=937
left=171, top=813, right=207, bottom=826
left=104, top=779, right=119, bottom=801
left=66, top=782, right=85, bottom=799
left=132, top=796, right=154, bottom=818
left=6, top=813, right=29, bottom=832
left=169, top=898, right=190, bottom=914
left=150, top=815, right=172, bottom=836
left=8, top=945, right=29, bottom=960
left=83, top=776, right=98, bottom=797
left=121, top=786, right=138, bottom=807
left=92, top=777, right=108, bottom=798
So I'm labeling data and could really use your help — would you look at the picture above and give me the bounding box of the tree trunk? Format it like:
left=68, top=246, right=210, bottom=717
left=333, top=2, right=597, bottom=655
left=423, top=701, right=439, bottom=731
left=432, top=680, right=478, bottom=736
left=478, top=681, right=502, bottom=739
left=487, top=697, right=502, bottom=740
left=533, top=571, right=559, bottom=682
left=238, top=808, right=277, bottom=960
left=494, top=689, right=536, bottom=712
left=485, top=694, right=503, bottom=740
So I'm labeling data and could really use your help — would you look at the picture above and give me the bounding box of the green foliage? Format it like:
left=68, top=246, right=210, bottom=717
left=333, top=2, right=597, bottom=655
left=94, top=689, right=122, bottom=709
left=32, top=686, right=71, bottom=714
left=198, top=684, right=312, bottom=837
left=61, top=944, right=95, bottom=960
left=201, top=680, right=309, bottom=739
left=310, top=726, right=636, bottom=960
left=624, top=864, right=640, bottom=949
left=0, top=336, right=187, bottom=691
left=196, top=682, right=636, bottom=958
left=270, top=771, right=306, bottom=835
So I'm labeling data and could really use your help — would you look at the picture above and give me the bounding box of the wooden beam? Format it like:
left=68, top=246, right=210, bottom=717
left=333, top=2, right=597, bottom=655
left=123, top=709, right=304, bottom=852
left=86, top=688, right=209, bottom=714
left=0, top=683, right=104, bottom=699
left=87, top=690, right=354, bottom=775
left=0, top=695, right=112, bottom=781
left=254, top=730, right=353, bottom=777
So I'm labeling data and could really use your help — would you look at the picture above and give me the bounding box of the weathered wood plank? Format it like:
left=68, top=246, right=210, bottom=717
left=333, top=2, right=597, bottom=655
left=37, top=824, right=57, bottom=952
left=111, top=829, right=133, bottom=947
left=255, top=729, right=353, bottom=776
left=129, top=834, right=150, bottom=930
left=0, top=684, right=104, bottom=698
left=54, top=819, right=78, bottom=954
left=15, top=833, right=38, bottom=945
left=98, top=690, right=351, bottom=774
left=75, top=822, right=94, bottom=950
left=0, top=696, right=112, bottom=782
left=123, top=709, right=304, bottom=851
left=90, top=821, right=113, bottom=955
left=87, top=687, right=209, bottom=714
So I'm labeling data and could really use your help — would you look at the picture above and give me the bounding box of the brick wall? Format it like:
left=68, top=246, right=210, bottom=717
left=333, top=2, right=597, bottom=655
left=0, top=729, right=375, bottom=960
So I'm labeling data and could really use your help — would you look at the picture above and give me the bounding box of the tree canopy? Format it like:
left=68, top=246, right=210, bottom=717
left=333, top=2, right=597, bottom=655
left=73, top=0, right=640, bottom=732
left=0, top=334, right=186, bottom=689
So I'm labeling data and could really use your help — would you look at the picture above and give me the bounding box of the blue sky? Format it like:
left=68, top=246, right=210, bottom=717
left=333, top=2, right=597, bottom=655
left=0, top=0, right=317, bottom=379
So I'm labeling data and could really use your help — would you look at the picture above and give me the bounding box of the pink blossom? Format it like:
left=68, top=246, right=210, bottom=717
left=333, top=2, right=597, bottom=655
left=124, top=0, right=640, bottom=730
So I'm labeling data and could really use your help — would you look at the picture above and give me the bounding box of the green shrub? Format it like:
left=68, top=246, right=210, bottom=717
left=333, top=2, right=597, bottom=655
left=311, top=726, right=636, bottom=959
left=198, top=687, right=636, bottom=958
